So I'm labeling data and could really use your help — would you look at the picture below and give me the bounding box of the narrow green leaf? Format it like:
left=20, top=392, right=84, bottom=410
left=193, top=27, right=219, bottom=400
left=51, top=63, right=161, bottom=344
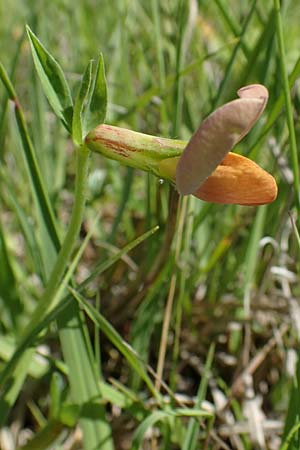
left=0, top=61, right=16, bottom=99
left=131, top=411, right=172, bottom=450
left=49, top=373, right=62, bottom=419
left=83, top=53, right=107, bottom=134
left=182, top=343, right=215, bottom=450
left=281, top=359, right=300, bottom=449
left=72, top=60, right=93, bottom=145
left=81, top=224, right=159, bottom=288
left=281, top=423, right=300, bottom=450
left=151, top=0, right=168, bottom=133
left=0, top=146, right=90, bottom=426
left=0, top=336, right=49, bottom=379
left=214, top=0, right=251, bottom=58
left=71, top=288, right=161, bottom=403
left=243, top=206, right=267, bottom=318
left=249, top=55, right=300, bottom=156
left=273, top=0, right=300, bottom=210
left=58, top=301, right=114, bottom=450
left=0, top=32, right=24, bottom=157
left=174, top=408, right=212, bottom=418
left=109, top=167, right=134, bottom=242
left=0, top=347, right=36, bottom=424
left=0, top=62, right=60, bottom=252
left=26, top=25, right=73, bottom=130
left=289, top=213, right=300, bottom=254
left=0, top=225, right=160, bottom=392
left=59, top=403, right=81, bottom=427
left=211, top=0, right=257, bottom=110
left=0, top=218, right=22, bottom=329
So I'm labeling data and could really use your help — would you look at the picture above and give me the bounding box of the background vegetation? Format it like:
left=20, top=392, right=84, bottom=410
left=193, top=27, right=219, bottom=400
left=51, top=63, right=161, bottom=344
left=0, top=0, right=300, bottom=449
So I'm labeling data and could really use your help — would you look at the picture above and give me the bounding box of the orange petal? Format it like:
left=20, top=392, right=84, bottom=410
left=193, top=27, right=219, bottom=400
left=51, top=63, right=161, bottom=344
left=193, top=152, right=277, bottom=205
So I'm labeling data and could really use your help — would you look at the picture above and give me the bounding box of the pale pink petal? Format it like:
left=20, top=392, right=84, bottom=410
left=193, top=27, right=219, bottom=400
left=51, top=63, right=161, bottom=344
left=176, top=84, right=269, bottom=195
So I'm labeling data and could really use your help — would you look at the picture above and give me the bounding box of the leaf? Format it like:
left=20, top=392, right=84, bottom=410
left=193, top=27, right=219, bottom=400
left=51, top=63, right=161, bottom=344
left=0, top=219, right=22, bottom=328
left=0, top=225, right=159, bottom=394
left=281, top=359, right=300, bottom=449
left=71, top=288, right=161, bottom=402
left=0, top=61, right=16, bottom=99
left=182, top=343, right=215, bottom=450
left=72, top=60, right=93, bottom=145
left=174, top=408, right=212, bottom=418
left=0, top=61, right=61, bottom=253
left=59, top=403, right=81, bottom=427
left=83, top=53, right=107, bottom=134
left=26, top=25, right=73, bottom=131
left=131, top=411, right=172, bottom=450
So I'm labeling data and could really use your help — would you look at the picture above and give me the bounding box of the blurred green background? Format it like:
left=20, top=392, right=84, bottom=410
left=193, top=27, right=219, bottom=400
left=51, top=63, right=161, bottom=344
left=1, top=1, right=300, bottom=449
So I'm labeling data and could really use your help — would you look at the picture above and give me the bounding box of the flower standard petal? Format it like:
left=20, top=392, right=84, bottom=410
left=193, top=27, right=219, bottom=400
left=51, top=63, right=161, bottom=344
left=176, top=84, right=269, bottom=195
left=193, top=152, right=277, bottom=206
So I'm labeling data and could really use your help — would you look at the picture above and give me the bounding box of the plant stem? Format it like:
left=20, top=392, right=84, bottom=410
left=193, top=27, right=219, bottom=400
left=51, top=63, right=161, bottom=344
left=151, top=0, right=168, bottom=133
left=22, top=145, right=90, bottom=335
left=0, top=145, right=90, bottom=425
left=155, top=191, right=186, bottom=391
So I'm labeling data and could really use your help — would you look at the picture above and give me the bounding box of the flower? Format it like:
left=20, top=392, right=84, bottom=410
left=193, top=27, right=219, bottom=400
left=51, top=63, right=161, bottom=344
left=85, top=84, right=277, bottom=206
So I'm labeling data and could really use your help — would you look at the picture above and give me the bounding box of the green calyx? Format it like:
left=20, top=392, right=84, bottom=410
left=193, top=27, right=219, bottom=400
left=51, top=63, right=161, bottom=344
left=85, top=124, right=185, bottom=181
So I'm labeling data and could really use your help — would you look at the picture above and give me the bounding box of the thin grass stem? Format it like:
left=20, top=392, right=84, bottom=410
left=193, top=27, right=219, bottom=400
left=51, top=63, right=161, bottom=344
left=273, top=0, right=300, bottom=210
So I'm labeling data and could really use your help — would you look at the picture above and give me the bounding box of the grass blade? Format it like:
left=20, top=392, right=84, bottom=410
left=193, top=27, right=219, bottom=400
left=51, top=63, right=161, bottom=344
left=0, top=61, right=60, bottom=251
left=0, top=218, right=21, bottom=330
left=182, top=343, right=215, bottom=450
left=273, top=0, right=300, bottom=210
left=71, top=288, right=161, bottom=402
left=131, top=411, right=172, bottom=450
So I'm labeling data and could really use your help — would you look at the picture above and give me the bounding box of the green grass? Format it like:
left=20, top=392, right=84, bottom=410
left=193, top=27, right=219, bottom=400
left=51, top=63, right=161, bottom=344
left=1, top=1, right=300, bottom=449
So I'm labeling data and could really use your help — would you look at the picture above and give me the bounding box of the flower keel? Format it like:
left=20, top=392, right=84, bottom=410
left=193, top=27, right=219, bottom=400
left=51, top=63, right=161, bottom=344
left=194, top=152, right=277, bottom=205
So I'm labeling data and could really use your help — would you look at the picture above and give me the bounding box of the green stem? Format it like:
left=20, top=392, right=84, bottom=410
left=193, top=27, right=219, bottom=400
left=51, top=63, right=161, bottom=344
left=0, top=145, right=90, bottom=424
left=22, top=145, right=90, bottom=336
left=172, top=0, right=185, bottom=136
left=151, top=0, right=168, bottom=133
left=273, top=0, right=300, bottom=211
left=212, top=0, right=257, bottom=110
left=214, top=0, right=251, bottom=58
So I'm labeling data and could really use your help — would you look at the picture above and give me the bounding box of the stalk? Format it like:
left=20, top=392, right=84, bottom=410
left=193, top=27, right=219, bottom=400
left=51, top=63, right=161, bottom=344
left=0, top=146, right=89, bottom=416
left=22, top=145, right=90, bottom=333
